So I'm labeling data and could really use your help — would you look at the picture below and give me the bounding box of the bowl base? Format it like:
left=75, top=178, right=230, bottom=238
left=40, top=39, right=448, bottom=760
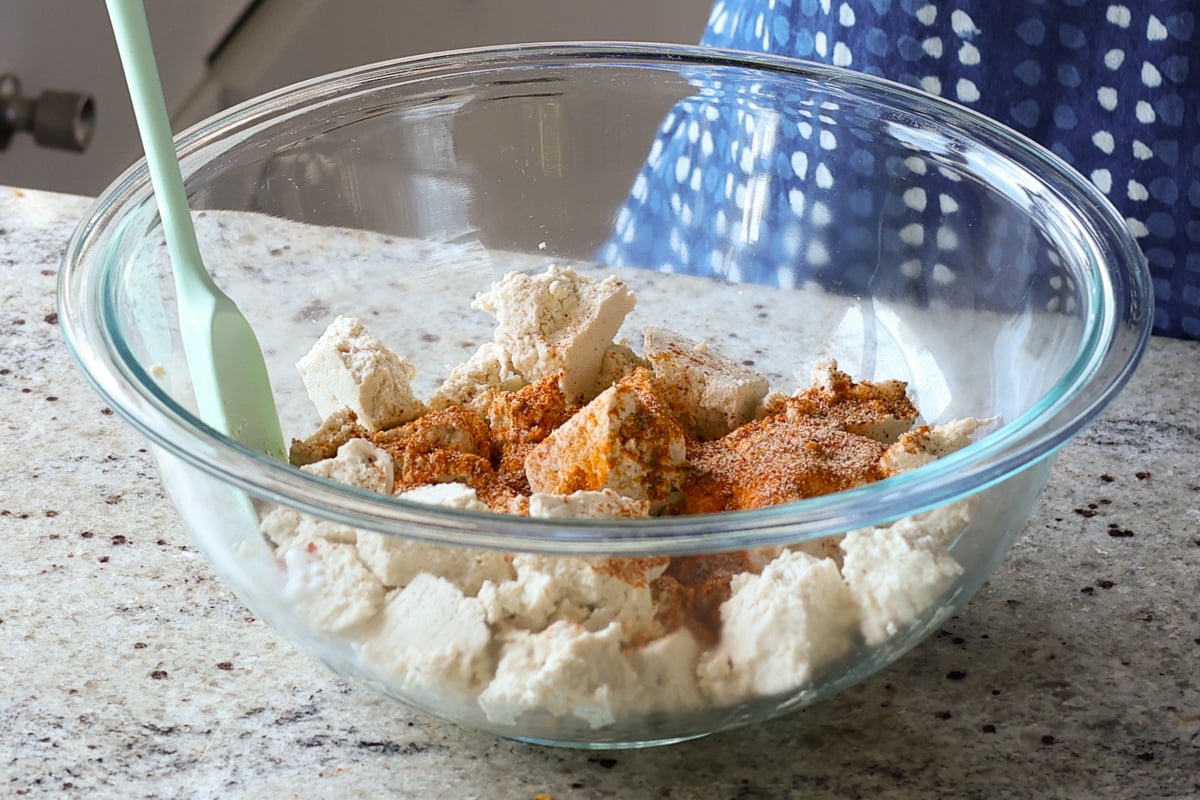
left=506, top=732, right=712, bottom=750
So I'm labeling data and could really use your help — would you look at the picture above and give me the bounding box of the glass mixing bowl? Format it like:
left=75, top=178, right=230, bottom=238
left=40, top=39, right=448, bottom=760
left=59, top=44, right=1151, bottom=748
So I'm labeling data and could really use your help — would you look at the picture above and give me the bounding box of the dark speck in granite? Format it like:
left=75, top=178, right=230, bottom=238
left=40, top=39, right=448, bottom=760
left=294, top=298, right=329, bottom=323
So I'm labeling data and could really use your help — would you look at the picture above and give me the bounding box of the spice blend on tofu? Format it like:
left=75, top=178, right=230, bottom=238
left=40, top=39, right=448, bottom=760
left=262, top=264, right=992, bottom=728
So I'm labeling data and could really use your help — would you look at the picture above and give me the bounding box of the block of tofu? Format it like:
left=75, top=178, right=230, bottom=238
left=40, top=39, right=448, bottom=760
left=880, top=417, right=997, bottom=474
left=478, top=620, right=639, bottom=728
left=373, top=406, right=493, bottom=458
left=357, top=484, right=513, bottom=594
left=428, top=341, right=527, bottom=412
left=681, top=417, right=888, bottom=514
left=840, top=520, right=964, bottom=646
left=528, top=489, right=650, bottom=520
left=785, top=359, right=918, bottom=444
left=360, top=573, right=495, bottom=698
left=288, top=407, right=367, bottom=466
left=642, top=325, right=769, bottom=440
left=479, top=553, right=668, bottom=640
left=472, top=265, right=636, bottom=401
left=297, top=315, right=426, bottom=431
left=396, top=481, right=489, bottom=510
left=280, top=540, right=385, bottom=634
left=301, top=437, right=395, bottom=493
left=261, top=505, right=359, bottom=550
left=261, top=438, right=394, bottom=550
left=486, top=374, right=579, bottom=445
left=626, top=627, right=704, bottom=712
left=697, top=550, right=858, bottom=702
left=588, top=341, right=649, bottom=401
left=523, top=368, right=686, bottom=505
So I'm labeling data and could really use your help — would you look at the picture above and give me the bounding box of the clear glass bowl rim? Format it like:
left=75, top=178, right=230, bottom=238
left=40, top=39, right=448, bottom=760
left=58, top=42, right=1153, bottom=555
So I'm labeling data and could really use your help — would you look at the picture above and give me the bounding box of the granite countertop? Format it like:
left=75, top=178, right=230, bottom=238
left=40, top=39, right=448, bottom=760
left=2, top=185, right=1197, bottom=799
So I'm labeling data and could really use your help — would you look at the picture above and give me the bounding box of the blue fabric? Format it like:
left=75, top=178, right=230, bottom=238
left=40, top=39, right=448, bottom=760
left=602, top=1, right=1198, bottom=339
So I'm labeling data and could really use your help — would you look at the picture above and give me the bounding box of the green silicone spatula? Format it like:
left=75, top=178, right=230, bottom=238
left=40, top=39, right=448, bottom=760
left=106, top=0, right=286, bottom=460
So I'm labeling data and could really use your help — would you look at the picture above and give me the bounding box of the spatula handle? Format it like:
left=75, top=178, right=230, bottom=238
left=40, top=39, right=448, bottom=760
left=105, top=0, right=214, bottom=297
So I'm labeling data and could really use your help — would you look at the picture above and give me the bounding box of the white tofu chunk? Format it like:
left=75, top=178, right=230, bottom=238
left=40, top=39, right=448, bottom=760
left=626, top=628, right=704, bottom=712
left=472, top=265, right=636, bottom=401
left=281, top=540, right=385, bottom=634
left=396, top=481, right=489, bottom=511
left=478, top=621, right=639, bottom=728
left=840, top=509, right=967, bottom=645
left=479, top=553, right=667, bottom=639
left=358, top=483, right=513, bottom=595
left=881, top=416, right=997, bottom=474
left=524, top=368, right=686, bottom=505
left=302, top=437, right=394, bottom=493
left=261, top=438, right=395, bottom=550
left=698, top=550, right=858, bottom=702
left=428, top=341, right=527, bottom=412
left=297, top=315, right=426, bottom=430
left=528, top=489, right=650, bottom=520
left=360, top=573, right=495, bottom=698
left=642, top=325, right=769, bottom=440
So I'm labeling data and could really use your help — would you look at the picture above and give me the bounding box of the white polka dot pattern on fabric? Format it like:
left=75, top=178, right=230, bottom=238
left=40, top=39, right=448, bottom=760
left=950, top=9, right=979, bottom=36
left=903, top=187, right=927, bottom=212
left=1141, top=62, right=1163, bottom=88
left=955, top=78, right=980, bottom=103
left=600, top=0, right=1199, bottom=340
left=1106, top=5, right=1131, bottom=27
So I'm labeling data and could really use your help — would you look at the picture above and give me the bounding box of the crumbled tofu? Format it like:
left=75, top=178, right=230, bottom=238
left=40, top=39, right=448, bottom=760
left=881, top=417, right=997, bottom=474
left=786, top=359, right=919, bottom=443
left=472, top=265, right=636, bottom=401
left=302, top=438, right=394, bottom=494
left=839, top=504, right=969, bottom=646
left=528, top=489, right=650, bottom=520
left=261, top=438, right=395, bottom=549
left=428, top=341, right=526, bottom=412
left=479, top=554, right=668, bottom=642
left=289, top=407, right=366, bottom=466
left=264, top=264, right=995, bottom=732
left=589, top=341, right=649, bottom=401
left=478, top=621, right=639, bottom=728
left=281, top=540, right=385, bottom=634
left=297, top=315, right=426, bottom=430
left=697, top=550, right=858, bottom=702
left=396, top=482, right=490, bottom=511
left=360, top=573, right=494, bottom=698
left=625, top=627, right=704, bottom=712
left=358, top=483, right=514, bottom=595
left=524, top=368, right=686, bottom=505
left=642, top=325, right=769, bottom=440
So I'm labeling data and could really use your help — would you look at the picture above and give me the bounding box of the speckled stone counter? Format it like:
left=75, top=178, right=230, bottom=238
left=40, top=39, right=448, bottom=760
left=2, top=185, right=1198, bottom=799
